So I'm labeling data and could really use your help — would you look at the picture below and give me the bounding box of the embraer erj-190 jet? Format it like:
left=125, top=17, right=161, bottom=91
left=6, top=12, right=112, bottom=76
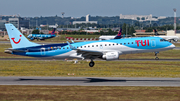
left=154, top=29, right=179, bottom=42
left=5, top=23, right=175, bottom=67
left=99, top=29, right=122, bottom=40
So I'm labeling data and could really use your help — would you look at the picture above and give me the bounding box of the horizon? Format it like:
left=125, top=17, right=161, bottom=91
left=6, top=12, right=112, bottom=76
left=0, top=0, right=180, bottom=18
left=1, top=15, right=179, bottom=18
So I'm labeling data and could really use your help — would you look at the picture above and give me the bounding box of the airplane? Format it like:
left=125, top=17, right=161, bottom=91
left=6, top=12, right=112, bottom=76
left=154, top=29, right=179, bottom=42
left=5, top=23, right=175, bottom=67
left=99, top=29, right=122, bottom=40
left=99, top=29, right=180, bottom=42
left=27, top=28, right=56, bottom=40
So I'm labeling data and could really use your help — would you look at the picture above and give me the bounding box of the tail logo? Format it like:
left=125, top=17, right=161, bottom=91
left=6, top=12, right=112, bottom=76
left=11, top=35, right=22, bottom=44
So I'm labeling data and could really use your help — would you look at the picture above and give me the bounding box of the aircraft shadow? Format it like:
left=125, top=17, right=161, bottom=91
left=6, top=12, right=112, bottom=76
left=86, top=78, right=180, bottom=83
left=17, top=78, right=180, bottom=83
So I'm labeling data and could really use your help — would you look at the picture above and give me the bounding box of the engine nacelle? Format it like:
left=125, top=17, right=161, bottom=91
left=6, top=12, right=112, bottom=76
left=30, top=38, right=34, bottom=40
left=102, top=52, right=119, bottom=60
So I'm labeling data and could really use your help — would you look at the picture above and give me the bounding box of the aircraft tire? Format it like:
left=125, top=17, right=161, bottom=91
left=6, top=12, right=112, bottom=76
left=155, top=57, right=159, bottom=60
left=89, top=62, right=95, bottom=67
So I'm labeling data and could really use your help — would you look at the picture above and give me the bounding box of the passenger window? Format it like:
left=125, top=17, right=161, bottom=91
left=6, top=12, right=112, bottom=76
left=81, top=46, right=82, bottom=48
left=88, top=46, right=90, bottom=47
left=96, top=45, right=98, bottom=47
left=84, top=46, right=86, bottom=48
left=132, top=42, right=133, bottom=44
left=128, top=43, right=130, bottom=44
left=124, top=43, right=126, bottom=45
left=109, top=44, right=111, bottom=46
left=117, top=43, right=118, bottom=45
left=67, top=47, right=69, bottom=49
left=92, top=45, right=94, bottom=47
left=120, top=43, right=122, bottom=45
left=113, top=44, right=114, bottom=46
left=105, top=44, right=107, bottom=46
left=58, top=46, right=61, bottom=49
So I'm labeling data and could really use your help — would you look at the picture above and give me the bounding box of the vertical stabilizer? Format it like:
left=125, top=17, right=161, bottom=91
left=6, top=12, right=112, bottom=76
left=5, top=23, right=40, bottom=49
left=114, top=29, right=122, bottom=39
left=51, top=28, right=56, bottom=35
left=154, top=29, right=159, bottom=36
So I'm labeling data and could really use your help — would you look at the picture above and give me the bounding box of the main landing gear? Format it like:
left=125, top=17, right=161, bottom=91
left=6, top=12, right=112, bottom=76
left=89, top=59, right=95, bottom=67
left=155, top=52, right=159, bottom=60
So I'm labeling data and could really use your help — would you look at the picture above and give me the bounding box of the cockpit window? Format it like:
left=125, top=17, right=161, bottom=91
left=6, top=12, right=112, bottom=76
left=160, top=39, right=167, bottom=42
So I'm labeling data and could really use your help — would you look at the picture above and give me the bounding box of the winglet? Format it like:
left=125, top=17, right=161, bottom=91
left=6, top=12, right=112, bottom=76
left=67, top=41, right=76, bottom=50
left=71, top=40, right=74, bottom=43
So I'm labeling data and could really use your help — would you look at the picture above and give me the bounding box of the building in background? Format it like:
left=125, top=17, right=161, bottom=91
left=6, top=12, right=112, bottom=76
left=0, top=19, right=7, bottom=31
left=120, top=14, right=166, bottom=22
left=0, top=15, right=29, bottom=30
left=73, top=14, right=98, bottom=25
left=9, top=17, right=29, bottom=29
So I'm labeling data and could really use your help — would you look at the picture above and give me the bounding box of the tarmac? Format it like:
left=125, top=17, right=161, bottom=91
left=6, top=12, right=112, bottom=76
left=0, top=77, right=179, bottom=86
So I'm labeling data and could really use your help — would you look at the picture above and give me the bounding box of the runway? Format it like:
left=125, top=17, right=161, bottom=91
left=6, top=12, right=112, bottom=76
left=0, top=77, right=179, bottom=86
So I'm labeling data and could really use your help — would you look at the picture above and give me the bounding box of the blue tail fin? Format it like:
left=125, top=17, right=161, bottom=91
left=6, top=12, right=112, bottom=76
left=51, top=28, right=56, bottom=35
left=114, top=29, right=122, bottom=39
left=5, top=23, right=40, bottom=49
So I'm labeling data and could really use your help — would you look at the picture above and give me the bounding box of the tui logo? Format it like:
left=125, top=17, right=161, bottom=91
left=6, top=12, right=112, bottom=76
left=11, top=35, right=22, bottom=44
left=135, top=40, right=149, bottom=47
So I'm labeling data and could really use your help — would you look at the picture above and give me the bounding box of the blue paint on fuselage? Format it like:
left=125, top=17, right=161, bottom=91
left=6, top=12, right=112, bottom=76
left=12, top=37, right=172, bottom=57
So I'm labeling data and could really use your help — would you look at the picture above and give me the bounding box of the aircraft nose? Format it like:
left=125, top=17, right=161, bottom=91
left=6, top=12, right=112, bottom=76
left=169, top=44, right=175, bottom=49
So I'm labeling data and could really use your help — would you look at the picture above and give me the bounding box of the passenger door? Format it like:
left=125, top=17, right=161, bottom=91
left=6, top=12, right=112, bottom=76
left=151, top=39, right=156, bottom=47
left=40, top=48, right=46, bottom=56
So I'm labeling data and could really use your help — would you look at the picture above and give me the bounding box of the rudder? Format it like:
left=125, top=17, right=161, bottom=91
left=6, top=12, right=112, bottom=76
left=5, top=23, right=40, bottom=49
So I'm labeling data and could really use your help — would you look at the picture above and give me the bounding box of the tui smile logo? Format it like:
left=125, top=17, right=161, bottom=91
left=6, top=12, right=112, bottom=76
left=11, top=35, right=22, bottom=44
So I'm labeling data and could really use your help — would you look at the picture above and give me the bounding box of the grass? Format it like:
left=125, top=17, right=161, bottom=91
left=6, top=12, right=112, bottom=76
left=174, top=43, right=180, bottom=47
left=0, top=60, right=180, bottom=77
left=0, top=86, right=179, bottom=101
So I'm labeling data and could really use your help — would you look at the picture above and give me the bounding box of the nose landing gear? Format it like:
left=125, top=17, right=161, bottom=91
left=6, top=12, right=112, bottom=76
left=155, top=52, right=159, bottom=60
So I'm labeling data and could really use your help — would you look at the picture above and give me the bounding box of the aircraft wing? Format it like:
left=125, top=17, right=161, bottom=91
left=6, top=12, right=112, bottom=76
left=76, top=49, right=103, bottom=59
left=67, top=41, right=103, bottom=59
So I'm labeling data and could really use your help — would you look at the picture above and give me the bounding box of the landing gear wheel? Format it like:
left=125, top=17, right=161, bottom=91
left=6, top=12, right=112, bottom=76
left=154, top=52, right=159, bottom=60
left=89, top=61, right=95, bottom=67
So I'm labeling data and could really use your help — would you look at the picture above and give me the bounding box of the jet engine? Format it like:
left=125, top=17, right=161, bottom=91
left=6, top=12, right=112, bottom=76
left=102, top=52, right=120, bottom=60
left=30, top=38, right=35, bottom=40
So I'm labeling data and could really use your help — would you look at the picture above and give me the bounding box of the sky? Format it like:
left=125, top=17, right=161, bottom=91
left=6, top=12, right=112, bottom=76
left=0, top=0, right=180, bottom=17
